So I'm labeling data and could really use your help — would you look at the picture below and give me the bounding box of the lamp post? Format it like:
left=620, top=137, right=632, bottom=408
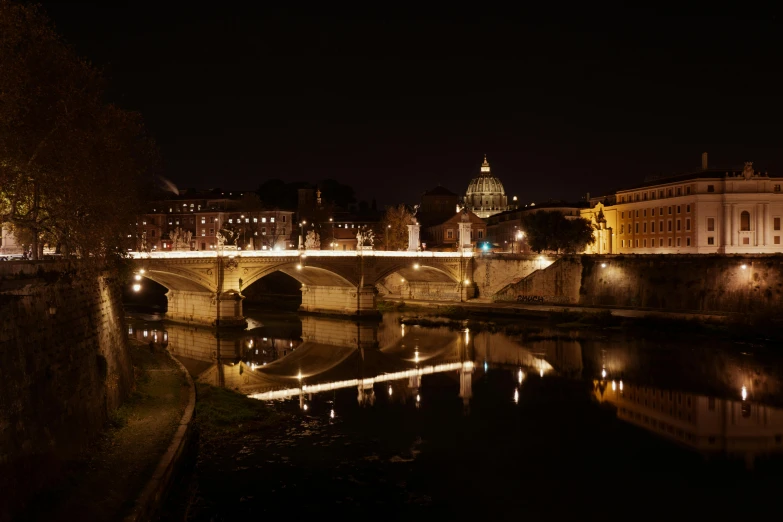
left=516, top=230, right=524, bottom=254
left=330, top=218, right=334, bottom=250
left=299, top=220, right=306, bottom=250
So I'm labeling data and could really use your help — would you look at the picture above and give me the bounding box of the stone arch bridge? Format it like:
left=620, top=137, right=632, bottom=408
left=131, top=250, right=475, bottom=326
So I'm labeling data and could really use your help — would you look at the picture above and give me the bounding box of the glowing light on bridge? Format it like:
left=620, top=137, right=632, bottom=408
left=601, top=368, right=607, bottom=379
left=134, top=274, right=142, bottom=281
left=741, top=386, right=748, bottom=401
left=514, top=388, right=519, bottom=404
left=612, top=380, right=616, bottom=391
left=619, top=380, right=624, bottom=391
left=128, top=250, right=473, bottom=259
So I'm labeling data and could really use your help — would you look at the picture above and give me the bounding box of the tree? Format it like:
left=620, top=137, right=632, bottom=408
left=380, top=205, right=414, bottom=251
left=0, top=1, right=156, bottom=263
left=520, top=211, right=595, bottom=254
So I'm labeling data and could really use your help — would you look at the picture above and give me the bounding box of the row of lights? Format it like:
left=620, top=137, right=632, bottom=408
left=132, top=268, right=145, bottom=292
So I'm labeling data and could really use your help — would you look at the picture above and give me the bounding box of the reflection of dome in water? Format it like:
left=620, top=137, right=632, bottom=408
left=464, top=155, right=510, bottom=219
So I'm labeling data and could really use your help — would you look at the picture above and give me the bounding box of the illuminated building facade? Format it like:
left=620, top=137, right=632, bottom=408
left=463, top=155, right=514, bottom=219
left=582, top=155, right=783, bottom=254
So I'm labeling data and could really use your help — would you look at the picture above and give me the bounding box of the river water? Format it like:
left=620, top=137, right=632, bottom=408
left=128, top=308, right=783, bottom=519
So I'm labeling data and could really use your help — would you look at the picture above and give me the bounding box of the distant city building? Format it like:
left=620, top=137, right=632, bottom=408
left=418, top=185, right=460, bottom=228
left=135, top=189, right=295, bottom=252
left=463, top=155, right=515, bottom=219
left=581, top=154, right=783, bottom=254
left=424, top=209, right=486, bottom=250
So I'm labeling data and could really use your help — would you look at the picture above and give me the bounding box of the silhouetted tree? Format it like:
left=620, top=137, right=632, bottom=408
left=521, top=211, right=595, bottom=254
left=381, top=205, right=414, bottom=251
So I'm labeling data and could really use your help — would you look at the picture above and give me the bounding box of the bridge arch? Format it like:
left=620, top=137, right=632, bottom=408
left=240, top=261, right=357, bottom=290
left=140, top=269, right=214, bottom=293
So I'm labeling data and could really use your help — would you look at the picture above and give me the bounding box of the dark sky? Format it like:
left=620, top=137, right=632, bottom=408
left=38, top=3, right=783, bottom=206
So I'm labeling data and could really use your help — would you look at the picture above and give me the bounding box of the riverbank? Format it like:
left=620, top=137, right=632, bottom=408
left=19, top=340, right=190, bottom=522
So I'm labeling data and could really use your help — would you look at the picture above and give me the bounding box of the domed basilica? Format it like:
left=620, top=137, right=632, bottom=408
left=464, top=155, right=512, bottom=219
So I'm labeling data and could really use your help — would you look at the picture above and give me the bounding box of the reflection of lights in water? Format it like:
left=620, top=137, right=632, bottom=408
left=539, top=368, right=544, bottom=377
left=248, top=339, right=254, bottom=347
left=297, top=371, right=303, bottom=380
left=619, top=380, right=624, bottom=391
left=742, top=386, right=748, bottom=401
left=303, top=403, right=308, bottom=411
left=330, top=408, right=335, bottom=419
left=143, top=330, right=148, bottom=338
left=388, top=385, right=393, bottom=396
left=132, top=283, right=141, bottom=292
left=139, top=269, right=145, bottom=274
left=416, top=394, right=421, bottom=403
left=514, top=389, right=519, bottom=404
left=289, top=341, right=293, bottom=348
left=128, top=327, right=133, bottom=335
left=153, top=333, right=158, bottom=342
left=163, top=332, right=167, bottom=341
left=249, top=361, right=475, bottom=401
left=263, top=337, right=267, bottom=341
left=414, top=351, right=419, bottom=363
left=255, top=349, right=258, bottom=354
left=601, top=368, right=607, bottom=379
left=611, top=380, right=616, bottom=391
left=484, top=361, right=488, bottom=372
left=518, top=369, right=524, bottom=384
left=464, top=328, right=470, bottom=344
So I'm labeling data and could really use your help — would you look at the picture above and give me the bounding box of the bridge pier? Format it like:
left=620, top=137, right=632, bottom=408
left=166, top=289, right=246, bottom=328
left=300, top=284, right=379, bottom=317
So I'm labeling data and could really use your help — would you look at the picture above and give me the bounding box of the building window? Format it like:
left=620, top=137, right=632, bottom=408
left=686, top=219, right=691, bottom=231
left=677, top=219, right=681, bottom=231
left=686, top=187, right=691, bottom=195
left=667, top=189, right=672, bottom=197
left=651, top=222, right=655, bottom=233
left=201, top=229, right=206, bottom=236
left=677, top=238, right=681, bottom=247
left=668, top=238, right=672, bottom=247
left=635, top=210, right=639, bottom=218
left=686, top=238, right=691, bottom=246
left=253, top=217, right=258, bottom=223
left=775, top=236, right=781, bottom=245
left=708, top=237, right=714, bottom=245
left=707, top=185, right=715, bottom=193
left=228, top=219, right=233, bottom=224
left=478, top=230, right=484, bottom=239
left=743, top=237, right=750, bottom=245
left=774, top=184, right=782, bottom=193
left=707, top=217, right=715, bottom=231
left=621, top=211, right=625, bottom=218
left=271, top=218, right=275, bottom=223
left=676, top=188, right=682, bottom=196
left=209, top=228, right=214, bottom=235
left=621, top=240, right=625, bottom=248
left=447, top=230, right=453, bottom=239
left=651, top=191, right=656, bottom=200
left=142, top=220, right=147, bottom=225
left=659, top=238, right=664, bottom=247
left=643, top=239, right=647, bottom=247
left=643, top=209, right=647, bottom=217
left=677, top=206, right=681, bottom=214
left=620, top=224, right=624, bottom=234
left=659, top=220, right=663, bottom=231
left=740, top=211, right=751, bottom=231
left=643, top=193, right=648, bottom=201
left=150, top=230, right=156, bottom=237
left=261, top=227, right=266, bottom=234
left=686, top=204, right=690, bottom=212
left=668, top=206, right=672, bottom=215
left=668, top=220, right=672, bottom=232
left=652, top=208, right=656, bottom=217
left=774, top=217, right=781, bottom=231
left=643, top=222, right=647, bottom=233
left=201, top=217, right=206, bottom=224
left=262, top=218, right=267, bottom=223
left=282, top=227, right=286, bottom=234
left=635, top=223, right=639, bottom=233
left=282, top=215, right=287, bottom=222
left=635, top=240, right=639, bottom=247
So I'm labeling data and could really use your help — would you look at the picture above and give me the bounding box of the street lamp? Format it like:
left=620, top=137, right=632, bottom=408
left=516, top=230, right=524, bottom=254
left=299, top=220, right=306, bottom=249
left=329, top=218, right=335, bottom=250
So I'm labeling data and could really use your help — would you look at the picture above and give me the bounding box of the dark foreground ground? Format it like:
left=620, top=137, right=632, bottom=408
left=160, top=375, right=783, bottom=522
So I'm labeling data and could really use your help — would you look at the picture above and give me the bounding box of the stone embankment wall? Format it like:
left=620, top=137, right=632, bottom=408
left=495, top=254, right=783, bottom=313
left=0, top=262, right=133, bottom=521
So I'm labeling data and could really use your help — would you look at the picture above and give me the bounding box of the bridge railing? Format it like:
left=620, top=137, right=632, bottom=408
left=128, top=250, right=474, bottom=259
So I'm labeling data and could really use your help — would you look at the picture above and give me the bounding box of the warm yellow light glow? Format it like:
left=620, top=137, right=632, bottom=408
left=539, top=368, right=544, bottom=377
left=134, top=274, right=142, bottom=281
left=388, top=385, right=393, bottom=396
left=303, top=403, right=308, bottom=411
left=619, top=380, right=624, bottom=391
left=413, top=263, right=420, bottom=269
left=139, top=269, right=145, bottom=274
left=518, top=369, right=524, bottom=384
left=611, top=380, right=616, bottom=391
left=416, top=394, right=421, bottom=403
left=514, top=388, right=519, bottom=404
left=601, top=263, right=607, bottom=268
left=296, top=264, right=302, bottom=270
left=741, top=264, right=747, bottom=270
left=297, top=371, right=303, bottom=381
left=741, top=386, right=748, bottom=401
left=330, top=408, right=335, bottom=419
left=400, top=277, right=405, bottom=282
left=132, top=283, right=141, bottom=292
left=464, top=279, right=470, bottom=285
left=414, top=351, right=419, bottom=363
left=601, top=368, right=607, bottom=379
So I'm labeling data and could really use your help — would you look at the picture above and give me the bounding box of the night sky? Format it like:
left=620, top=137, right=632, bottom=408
left=39, top=4, right=783, bottom=206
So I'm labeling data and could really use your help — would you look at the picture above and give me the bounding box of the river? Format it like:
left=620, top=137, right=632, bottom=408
left=127, top=307, right=783, bottom=519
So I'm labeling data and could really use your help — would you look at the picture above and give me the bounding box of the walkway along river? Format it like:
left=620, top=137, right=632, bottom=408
left=128, top=309, right=783, bottom=520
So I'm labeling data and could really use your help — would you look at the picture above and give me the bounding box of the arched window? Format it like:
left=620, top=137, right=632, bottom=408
left=740, top=211, right=751, bottom=231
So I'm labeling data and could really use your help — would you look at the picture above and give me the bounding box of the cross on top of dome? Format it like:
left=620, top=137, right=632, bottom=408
left=480, top=154, right=491, bottom=175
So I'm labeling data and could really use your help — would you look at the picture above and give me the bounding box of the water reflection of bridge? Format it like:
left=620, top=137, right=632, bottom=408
left=128, top=314, right=558, bottom=402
